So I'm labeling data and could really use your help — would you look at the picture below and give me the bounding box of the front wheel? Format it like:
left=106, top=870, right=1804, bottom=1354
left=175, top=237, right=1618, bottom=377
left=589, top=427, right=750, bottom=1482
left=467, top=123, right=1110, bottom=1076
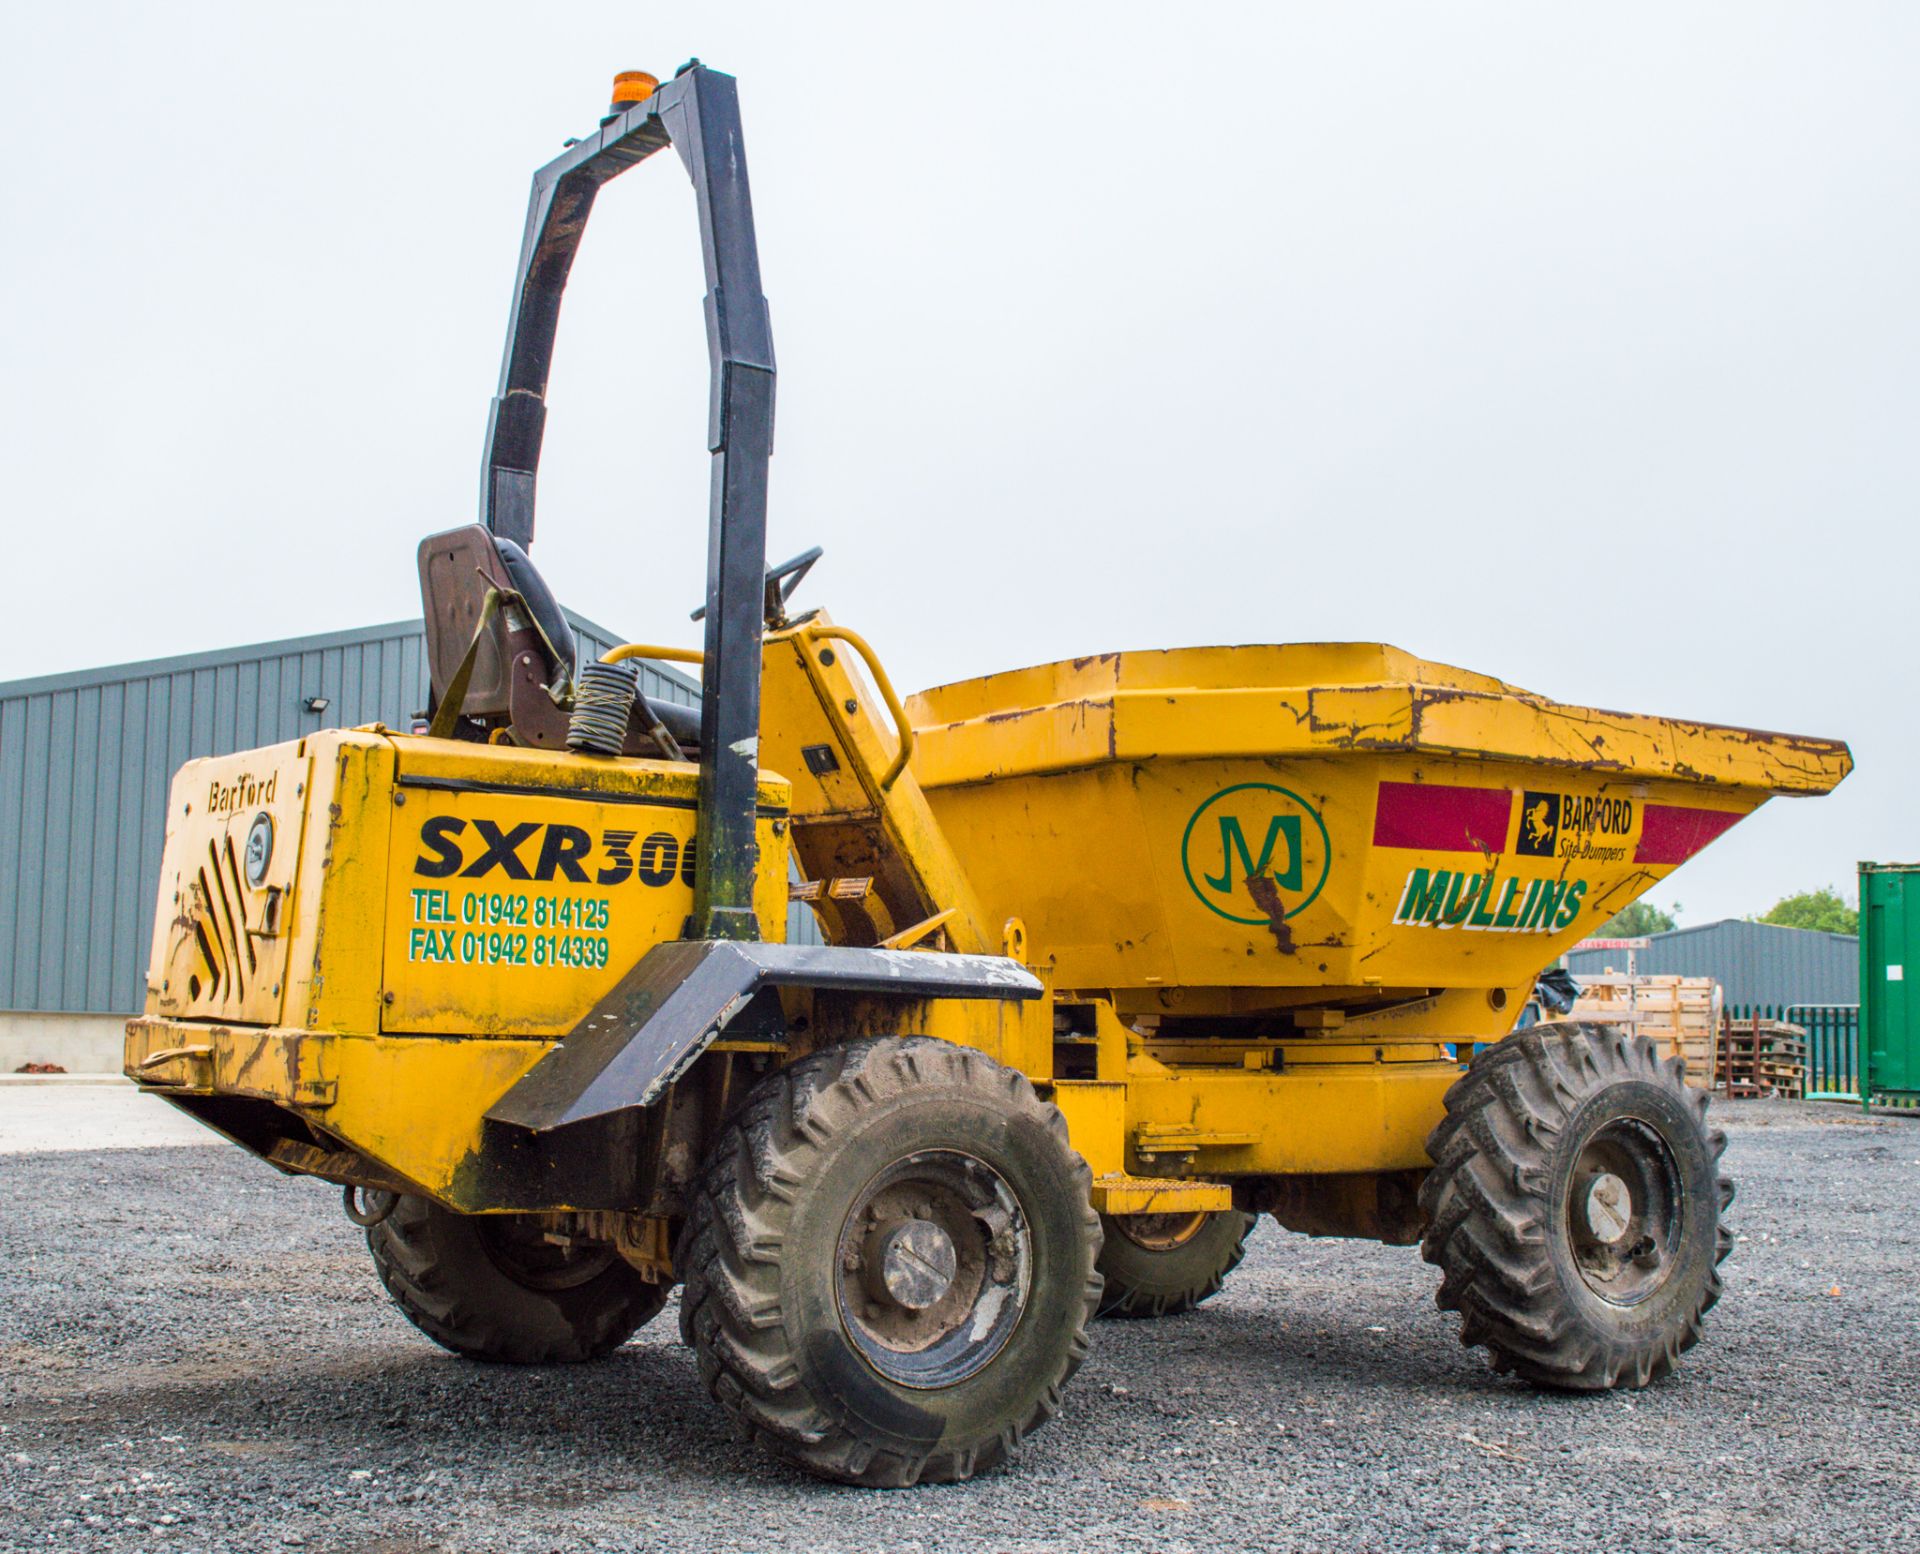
left=1096, top=1209, right=1256, bottom=1318
left=1419, top=1022, right=1733, bottom=1390
left=678, top=1037, right=1103, bottom=1486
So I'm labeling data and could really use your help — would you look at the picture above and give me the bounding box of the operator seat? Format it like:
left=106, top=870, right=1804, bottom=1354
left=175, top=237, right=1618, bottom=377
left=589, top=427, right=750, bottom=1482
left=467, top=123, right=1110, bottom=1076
left=418, top=524, right=576, bottom=723
left=417, top=524, right=699, bottom=753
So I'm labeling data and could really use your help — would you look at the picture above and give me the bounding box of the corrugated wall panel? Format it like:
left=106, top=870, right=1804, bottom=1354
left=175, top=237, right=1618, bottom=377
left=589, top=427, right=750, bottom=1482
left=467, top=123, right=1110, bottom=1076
left=234, top=661, right=259, bottom=749
left=171, top=672, right=198, bottom=808
left=89, top=684, right=120, bottom=1008
left=13, top=697, right=52, bottom=1005
left=400, top=638, right=424, bottom=720
left=379, top=639, right=405, bottom=728
left=63, top=685, right=101, bottom=1009
left=342, top=643, right=367, bottom=727
left=0, top=616, right=707, bottom=1013
left=213, top=662, right=238, bottom=754
left=250, top=659, right=273, bottom=744
left=189, top=667, right=214, bottom=759
left=1566, top=919, right=1858, bottom=1008
left=0, top=698, right=27, bottom=1007
left=34, top=691, right=71, bottom=1008
left=786, top=900, right=824, bottom=946
left=139, top=675, right=174, bottom=990
left=105, top=679, right=142, bottom=1012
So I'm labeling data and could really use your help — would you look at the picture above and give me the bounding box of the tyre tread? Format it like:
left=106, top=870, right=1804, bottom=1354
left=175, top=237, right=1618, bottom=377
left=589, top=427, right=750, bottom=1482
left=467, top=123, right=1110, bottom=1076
left=1418, top=1021, right=1734, bottom=1391
left=679, top=1036, right=1102, bottom=1487
left=1096, top=1211, right=1257, bottom=1319
left=368, top=1197, right=665, bottom=1364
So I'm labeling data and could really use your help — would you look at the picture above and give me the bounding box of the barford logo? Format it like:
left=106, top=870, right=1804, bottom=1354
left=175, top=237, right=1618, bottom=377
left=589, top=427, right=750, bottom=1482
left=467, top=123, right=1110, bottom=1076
left=1180, top=783, right=1331, bottom=926
left=208, top=771, right=278, bottom=816
left=1514, top=789, right=1633, bottom=864
left=1514, top=792, right=1561, bottom=857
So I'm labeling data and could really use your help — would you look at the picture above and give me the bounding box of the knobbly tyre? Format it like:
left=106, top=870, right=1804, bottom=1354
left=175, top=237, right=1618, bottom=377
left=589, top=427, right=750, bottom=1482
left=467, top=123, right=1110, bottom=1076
left=126, top=64, right=1851, bottom=1486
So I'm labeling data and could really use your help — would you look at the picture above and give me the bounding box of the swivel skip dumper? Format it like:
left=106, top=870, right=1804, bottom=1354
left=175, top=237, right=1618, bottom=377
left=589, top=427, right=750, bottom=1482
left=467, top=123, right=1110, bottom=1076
left=127, top=65, right=1850, bottom=1486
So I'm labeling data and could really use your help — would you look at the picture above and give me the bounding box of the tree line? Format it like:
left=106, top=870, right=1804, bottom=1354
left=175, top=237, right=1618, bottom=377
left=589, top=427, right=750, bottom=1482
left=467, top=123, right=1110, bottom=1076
left=1597, top=888, right=1858, bottom=939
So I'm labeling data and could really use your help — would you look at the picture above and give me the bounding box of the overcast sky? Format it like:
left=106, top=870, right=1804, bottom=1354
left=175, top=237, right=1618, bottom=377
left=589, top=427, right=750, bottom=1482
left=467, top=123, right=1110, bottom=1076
left=3, top=4, right=1911, bottom=923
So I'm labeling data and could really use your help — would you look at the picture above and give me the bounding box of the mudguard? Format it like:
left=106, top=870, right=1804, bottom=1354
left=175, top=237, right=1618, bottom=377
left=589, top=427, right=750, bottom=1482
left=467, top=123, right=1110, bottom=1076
left=485, top=940, right=1041, bottom=1133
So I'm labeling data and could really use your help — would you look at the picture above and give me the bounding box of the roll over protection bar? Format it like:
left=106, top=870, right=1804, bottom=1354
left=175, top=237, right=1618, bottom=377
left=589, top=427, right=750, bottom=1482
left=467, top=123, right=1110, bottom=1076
left=481, top=63, right=774, bottom=941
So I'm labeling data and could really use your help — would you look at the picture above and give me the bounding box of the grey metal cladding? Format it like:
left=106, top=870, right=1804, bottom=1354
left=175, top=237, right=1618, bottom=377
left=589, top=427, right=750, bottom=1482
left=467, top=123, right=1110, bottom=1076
left=1566, top=917, right=1859, bottom=1008
left=0, top=613, right=705, bottom=1015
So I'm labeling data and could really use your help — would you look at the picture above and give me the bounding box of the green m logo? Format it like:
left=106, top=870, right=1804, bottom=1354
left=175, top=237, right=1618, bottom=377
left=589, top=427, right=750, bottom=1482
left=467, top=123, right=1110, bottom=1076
left=1181, top=783, right=1331, bottom=926
left=1204, top=814, right=1303, bottom=894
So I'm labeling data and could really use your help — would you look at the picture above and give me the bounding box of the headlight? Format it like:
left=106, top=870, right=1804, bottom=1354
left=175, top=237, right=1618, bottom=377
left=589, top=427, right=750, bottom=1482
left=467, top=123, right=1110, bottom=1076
left=244, top=812, right=274, bottom=887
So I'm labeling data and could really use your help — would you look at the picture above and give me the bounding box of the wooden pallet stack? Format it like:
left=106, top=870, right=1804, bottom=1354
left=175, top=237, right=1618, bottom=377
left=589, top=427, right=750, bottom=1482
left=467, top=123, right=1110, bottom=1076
left=1714, top=1014, right=1807, bottom=1099
left=1569, top=975, right=1719, bottom=1087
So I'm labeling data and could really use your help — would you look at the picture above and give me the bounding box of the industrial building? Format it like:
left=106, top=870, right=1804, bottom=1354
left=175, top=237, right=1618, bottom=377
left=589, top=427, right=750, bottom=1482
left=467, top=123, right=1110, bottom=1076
left=1566, top=918, right=1858, bottom=1011
left=0, top=618, right=817, bottom=1072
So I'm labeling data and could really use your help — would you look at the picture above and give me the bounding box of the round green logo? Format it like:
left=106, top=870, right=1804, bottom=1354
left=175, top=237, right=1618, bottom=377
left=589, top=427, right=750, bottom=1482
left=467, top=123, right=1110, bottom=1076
left=1180, top=782, right=1332, bottom=925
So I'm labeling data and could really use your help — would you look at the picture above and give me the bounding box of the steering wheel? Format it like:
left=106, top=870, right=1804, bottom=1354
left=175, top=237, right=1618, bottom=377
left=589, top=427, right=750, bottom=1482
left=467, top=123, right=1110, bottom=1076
left=691, top=545, right=823, bottom=626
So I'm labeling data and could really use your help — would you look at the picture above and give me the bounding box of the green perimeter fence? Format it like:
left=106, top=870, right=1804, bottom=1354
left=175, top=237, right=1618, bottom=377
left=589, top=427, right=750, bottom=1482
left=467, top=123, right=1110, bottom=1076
left=1725, top=1002, right=1915, bottom=1112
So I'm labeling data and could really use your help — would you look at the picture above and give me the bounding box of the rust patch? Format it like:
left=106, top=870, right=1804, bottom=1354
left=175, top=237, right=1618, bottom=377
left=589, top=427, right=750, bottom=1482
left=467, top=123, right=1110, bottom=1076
left=1243, top=875, right=1296, bottom=954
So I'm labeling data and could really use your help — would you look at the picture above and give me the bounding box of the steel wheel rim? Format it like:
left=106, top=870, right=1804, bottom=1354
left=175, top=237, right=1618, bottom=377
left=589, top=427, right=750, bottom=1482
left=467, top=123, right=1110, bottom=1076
left=1111, top=1210, right=1211, bottom=1253
left=835, top=1149, right=1032, bottom=1390
left=1566, top=1116, right=1684, bottom=1307
left=476, top=1216, right=618, bottom=1293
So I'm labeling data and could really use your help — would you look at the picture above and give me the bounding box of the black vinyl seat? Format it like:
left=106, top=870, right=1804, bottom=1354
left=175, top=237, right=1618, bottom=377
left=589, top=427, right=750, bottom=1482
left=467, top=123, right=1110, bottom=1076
left=492, top=534, right=578, bottom=686
left=417, top=523, right=697, bottom=752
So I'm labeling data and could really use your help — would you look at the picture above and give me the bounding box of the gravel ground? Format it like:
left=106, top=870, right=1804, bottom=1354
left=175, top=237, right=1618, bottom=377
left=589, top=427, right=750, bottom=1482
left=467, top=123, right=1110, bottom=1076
left=1, top=1099, right=1915, bottom=1554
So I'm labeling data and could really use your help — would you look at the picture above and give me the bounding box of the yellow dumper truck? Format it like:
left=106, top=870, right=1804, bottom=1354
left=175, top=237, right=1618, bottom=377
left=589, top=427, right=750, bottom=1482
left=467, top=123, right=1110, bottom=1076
left=126, top=66, right=1851, bottom=1486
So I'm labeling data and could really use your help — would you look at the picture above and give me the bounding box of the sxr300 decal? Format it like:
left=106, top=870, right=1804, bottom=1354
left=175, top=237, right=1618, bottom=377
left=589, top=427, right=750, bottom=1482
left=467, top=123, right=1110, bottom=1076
left=412, top=816, right=696, bottom=887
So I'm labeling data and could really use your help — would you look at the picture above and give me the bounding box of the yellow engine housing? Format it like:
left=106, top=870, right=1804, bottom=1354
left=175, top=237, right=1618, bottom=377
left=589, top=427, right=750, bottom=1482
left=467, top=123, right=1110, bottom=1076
left=129, top=728, right=791, bottom=1199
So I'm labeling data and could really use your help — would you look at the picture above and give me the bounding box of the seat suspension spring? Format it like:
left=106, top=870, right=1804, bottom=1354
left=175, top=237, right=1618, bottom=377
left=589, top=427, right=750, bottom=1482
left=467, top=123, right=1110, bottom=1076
left=567, top=659, right=638, bottom=756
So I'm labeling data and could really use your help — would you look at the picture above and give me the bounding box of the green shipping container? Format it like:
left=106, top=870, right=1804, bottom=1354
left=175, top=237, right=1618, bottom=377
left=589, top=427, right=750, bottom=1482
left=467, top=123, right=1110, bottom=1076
left=1860, top=863, right=1920, bottom=1103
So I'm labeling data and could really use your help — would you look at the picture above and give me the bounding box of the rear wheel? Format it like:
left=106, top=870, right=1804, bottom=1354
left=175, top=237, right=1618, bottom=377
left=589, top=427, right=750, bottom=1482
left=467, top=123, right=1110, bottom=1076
left=368, top=1197, right=667, bottom=1363
left=679, top=1037, right=1103, bottom=1486
left=1419, top=1022, right=1733, bottom=1390
left=1096, top=1209, right=1256, bottom=1318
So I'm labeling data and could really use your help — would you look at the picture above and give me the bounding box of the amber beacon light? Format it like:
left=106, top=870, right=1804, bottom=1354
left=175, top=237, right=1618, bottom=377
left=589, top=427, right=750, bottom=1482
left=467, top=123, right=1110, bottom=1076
left=609, top=70, right=658, bottom=112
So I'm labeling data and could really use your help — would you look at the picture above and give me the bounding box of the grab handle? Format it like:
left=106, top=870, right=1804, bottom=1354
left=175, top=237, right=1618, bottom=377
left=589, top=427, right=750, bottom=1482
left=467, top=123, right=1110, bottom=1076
left=811, top=625, right=915, bottom=791
left=602, top=642, right=706, bottom=666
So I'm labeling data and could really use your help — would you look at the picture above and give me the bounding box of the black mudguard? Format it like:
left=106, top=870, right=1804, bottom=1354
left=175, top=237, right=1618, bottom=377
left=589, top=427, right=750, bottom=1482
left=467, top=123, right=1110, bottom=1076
left=486, top=941, right=1041, bottom=1134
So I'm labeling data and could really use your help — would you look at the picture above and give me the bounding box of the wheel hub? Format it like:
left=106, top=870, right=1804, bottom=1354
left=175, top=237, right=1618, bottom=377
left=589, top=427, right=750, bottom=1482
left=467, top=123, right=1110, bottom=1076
left=872, top=1218, right=959, bottom=1311
left=1583, top=1173, right=1632, bottom=1243
left=1566, top=1117, right=1684, bottom=1306
left=1111, top=1209, right=1210, bottom=1253
left=475, top=1215, right=617, bottom=1293
left=835, top=1149, right=1032, bottom=1390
